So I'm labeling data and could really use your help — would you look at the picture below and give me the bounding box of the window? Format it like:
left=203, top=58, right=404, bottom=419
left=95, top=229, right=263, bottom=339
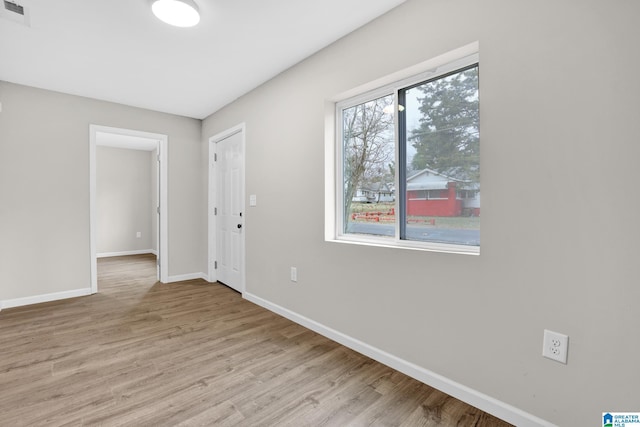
left=410, top=190, right=448, bottom=200
left=457, top=189, right=479, bottom=200
left=331, top=46, right=480, bottom=254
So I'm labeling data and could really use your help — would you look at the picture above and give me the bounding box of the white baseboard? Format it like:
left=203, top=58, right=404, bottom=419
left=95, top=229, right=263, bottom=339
left=165, top=272, right=208, bottom=283
left=243, top=291, right=554, bottom=427
left=97, top=249, right=157, bottom=258
left=1, top=288, right=92, bottom=310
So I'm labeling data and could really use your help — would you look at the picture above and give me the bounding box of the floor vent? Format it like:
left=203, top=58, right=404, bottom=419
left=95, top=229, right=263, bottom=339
left=1, top=0, right=30, bottom=26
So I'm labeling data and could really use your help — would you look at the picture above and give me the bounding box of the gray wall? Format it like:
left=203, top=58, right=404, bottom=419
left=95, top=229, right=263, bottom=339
left=0, top=81, right=204, bottom=300
left=96, top=146, right=154, bottom=255
left=202, top=0, right=640, bottom=425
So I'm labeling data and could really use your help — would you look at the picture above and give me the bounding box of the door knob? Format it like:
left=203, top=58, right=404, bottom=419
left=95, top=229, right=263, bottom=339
left=237, top=224, right=242, bottom=229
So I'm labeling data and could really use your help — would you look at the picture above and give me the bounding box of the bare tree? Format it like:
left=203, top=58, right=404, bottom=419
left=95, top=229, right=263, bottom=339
left=342, top=95, right=394, bottom=228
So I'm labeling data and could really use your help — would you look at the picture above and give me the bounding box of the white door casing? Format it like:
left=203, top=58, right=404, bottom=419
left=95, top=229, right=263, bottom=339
left=209, top=124, right=245, bottom=292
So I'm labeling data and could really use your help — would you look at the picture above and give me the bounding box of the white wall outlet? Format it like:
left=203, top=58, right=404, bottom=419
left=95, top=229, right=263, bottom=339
left=542, top=329, right=569, bottom=364
left=290, top=267, right=297, bottom=282
left=249, top=194, right=257, bottom=206
left=136, top=231, right=141, bottom=238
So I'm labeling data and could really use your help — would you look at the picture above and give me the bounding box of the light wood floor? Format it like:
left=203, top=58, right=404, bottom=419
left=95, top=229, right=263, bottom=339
left=0, top=254, right=512, bottom=426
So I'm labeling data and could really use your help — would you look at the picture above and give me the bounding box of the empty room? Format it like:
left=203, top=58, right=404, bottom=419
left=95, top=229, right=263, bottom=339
left=1, top=1, right=638, bottom=426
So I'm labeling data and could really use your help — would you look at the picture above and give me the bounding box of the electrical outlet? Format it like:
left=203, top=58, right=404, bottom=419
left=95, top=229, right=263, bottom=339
left=542, top=329, right=569, bottom=364
left=136, top=231, right=142, bottom=238
left=290, top=267, right=297, bottom=282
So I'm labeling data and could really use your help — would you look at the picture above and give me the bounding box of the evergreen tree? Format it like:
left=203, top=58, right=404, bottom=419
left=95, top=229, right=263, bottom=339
left=409, top=66, right=479, bottom=183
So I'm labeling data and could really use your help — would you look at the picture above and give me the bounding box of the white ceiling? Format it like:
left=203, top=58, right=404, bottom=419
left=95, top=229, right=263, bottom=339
left=0, top=0, right=405, bottom=119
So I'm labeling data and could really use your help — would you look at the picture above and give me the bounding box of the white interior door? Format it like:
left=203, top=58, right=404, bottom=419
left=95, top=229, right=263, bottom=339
left=155, top=145, right=161, bottom=280
left=215, top=129, right=244, bottom=292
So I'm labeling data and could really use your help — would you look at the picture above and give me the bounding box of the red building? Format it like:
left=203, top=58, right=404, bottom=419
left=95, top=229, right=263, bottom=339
left=406, top=168, right=480, bottom=217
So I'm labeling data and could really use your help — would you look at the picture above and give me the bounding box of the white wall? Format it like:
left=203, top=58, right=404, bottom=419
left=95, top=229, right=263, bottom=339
left=96, top=146, right=153, bottom=255
left=0, top=81, right=205, bottom=301
left=202, top=1, right=640, bottom=425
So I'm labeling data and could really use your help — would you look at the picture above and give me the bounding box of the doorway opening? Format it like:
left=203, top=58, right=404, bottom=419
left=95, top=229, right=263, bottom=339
left=89, top=125, right=168, bottom=293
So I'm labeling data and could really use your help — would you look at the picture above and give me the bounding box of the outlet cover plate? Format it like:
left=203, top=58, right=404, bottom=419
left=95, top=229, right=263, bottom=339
left=542, top=329, right=569, bottom=364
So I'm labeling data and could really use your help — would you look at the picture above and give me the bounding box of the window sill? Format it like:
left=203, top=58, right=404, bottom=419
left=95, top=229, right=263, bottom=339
left=327, top=234, right=480, bottom=256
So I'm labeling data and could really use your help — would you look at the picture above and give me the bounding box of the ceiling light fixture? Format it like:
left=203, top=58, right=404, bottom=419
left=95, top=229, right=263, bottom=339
left=152, top=0, right=200, bottom=28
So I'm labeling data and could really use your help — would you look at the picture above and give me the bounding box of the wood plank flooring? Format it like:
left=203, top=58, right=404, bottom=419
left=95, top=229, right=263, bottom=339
left=0, top=254, right=512, bottom=426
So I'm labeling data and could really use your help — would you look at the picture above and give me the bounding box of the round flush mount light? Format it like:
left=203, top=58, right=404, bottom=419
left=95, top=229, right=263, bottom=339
left=152, top=0, right=200, bottom=28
